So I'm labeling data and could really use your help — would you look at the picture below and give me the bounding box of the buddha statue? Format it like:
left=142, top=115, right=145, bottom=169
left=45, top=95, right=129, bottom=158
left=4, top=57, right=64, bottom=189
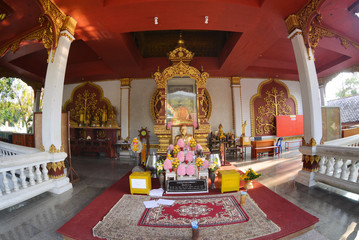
left=174, top=125, right=193, bottom=145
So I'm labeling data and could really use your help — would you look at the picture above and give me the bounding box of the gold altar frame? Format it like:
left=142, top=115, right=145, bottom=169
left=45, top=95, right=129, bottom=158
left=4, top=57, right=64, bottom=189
left=150, top=41, right=212, bottom=154
left=171, top=125, right=194, bottom=145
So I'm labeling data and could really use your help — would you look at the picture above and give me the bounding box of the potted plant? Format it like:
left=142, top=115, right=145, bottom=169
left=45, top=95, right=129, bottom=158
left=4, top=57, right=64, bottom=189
left=240, top=168, right=261, bottom=189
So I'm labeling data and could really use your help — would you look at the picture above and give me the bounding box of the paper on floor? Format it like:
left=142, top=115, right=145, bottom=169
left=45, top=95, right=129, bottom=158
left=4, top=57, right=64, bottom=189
left=157, top=199, right=175, bottom=206
left=143, top=200, right=159, bottom=208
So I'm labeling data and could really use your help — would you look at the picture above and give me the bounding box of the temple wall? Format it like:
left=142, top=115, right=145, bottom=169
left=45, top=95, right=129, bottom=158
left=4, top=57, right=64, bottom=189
left=206, top=78, right=233, bottom=133
left=240, top=78, right=303, bottom=137
left=62, top=80, right=122, bottom=124
left=62, top=77, right=303, bottom=144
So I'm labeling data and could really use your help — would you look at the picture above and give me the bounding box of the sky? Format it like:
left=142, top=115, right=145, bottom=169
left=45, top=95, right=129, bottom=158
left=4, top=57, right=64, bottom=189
left=325, top=72, right=357, bottom=101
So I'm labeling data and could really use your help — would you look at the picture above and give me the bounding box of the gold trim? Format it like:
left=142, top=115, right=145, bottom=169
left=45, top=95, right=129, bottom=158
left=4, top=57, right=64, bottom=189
left=231, top=77, right=241, bottom=85
left=49, top=144, right=57, bottom=153
left=61, top=16, right=77, bottom=36
left=154, top=61, right=209, bottom=89
left=309, top=138, right=317, bottom=147
left=60, top=145, right=65, bottom=152
left=289, top=31, right=303, bottom=40
left=120, top=78, right=131, bottom=87
left=250, top=79, right=298, bottom=136
left=40, top=145, right=45, bottom=152
left=150, top=89, right=161, bottom=122
left=285, top=15, right=300, bottom=34
left=203, top=89, right=212, bottom=120
left=59, top=32, right=74, bottom=42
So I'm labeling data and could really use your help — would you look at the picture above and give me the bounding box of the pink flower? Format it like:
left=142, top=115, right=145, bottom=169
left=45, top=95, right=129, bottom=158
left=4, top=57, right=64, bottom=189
left=202, top=159, right=209, bottom=169
left=186, top=143, right=190, bottom=151
left=177, top=139, right=185, bottom=148
left=177, top=151, right=184, bottom=162
left=167, top=144, right=174, bottom=152
left=163, top=158, right=173, bottom=170
left=186, top=151, right=193, bottom=162
left=196, top=144, right=203, bottom=151
left=186, top=164, right=195, bottom=176
left=177, top=164, right=186, bottom=176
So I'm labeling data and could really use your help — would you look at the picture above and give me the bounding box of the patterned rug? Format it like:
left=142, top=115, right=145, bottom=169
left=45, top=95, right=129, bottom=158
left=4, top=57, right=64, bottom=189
left=139, top=195, right=249, bottom=227
left=93, top=193, right=280, bottom=240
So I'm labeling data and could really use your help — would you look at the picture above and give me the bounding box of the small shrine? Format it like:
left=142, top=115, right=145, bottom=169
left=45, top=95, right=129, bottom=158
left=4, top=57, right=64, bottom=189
left=150, top=36, right=212, bottom=155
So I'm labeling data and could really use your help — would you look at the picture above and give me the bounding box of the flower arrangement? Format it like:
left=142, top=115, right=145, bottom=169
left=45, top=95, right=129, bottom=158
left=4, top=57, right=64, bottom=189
left=167, top=144, right=174, bottom=153
left=177, top=139, right=185, bottom=149
left=172, top=158, right=179, bottom=169
left=156, top=160, right=164, bottom=175
left=189, top=138, right=197, bottom=148
left=202, top=159, right=209, bottom=169
left=130, top=137, right=142, bottom=153
left=186, top=164, right=195, bottom=176
left=177, top=164, right=186, bottom=176
left=173, top=145, right=180, bottom=154
left=240, top=168, right=261, bottom=180
left=163, top=158, right=173, bottom=171
left=177, top=151, right=184, bottom=162
left=185, top=151, right=193, bottom=162
left=196, top=144, right=203, bottom=151
left=208, top=163, right=218, bottom=172
left=195, top=157, right=203, bottom=167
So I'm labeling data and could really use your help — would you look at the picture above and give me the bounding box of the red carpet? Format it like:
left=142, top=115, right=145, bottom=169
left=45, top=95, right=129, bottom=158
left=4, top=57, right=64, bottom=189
left=57, top=171, right=319, bottom=240
left=139, top=195, right=249, bottom=227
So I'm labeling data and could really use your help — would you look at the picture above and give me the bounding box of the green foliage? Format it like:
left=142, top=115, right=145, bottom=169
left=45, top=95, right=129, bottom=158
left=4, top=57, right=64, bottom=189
left=0, top=77, right=34, bottom=133
left=335, top=73, right=359, bottom=98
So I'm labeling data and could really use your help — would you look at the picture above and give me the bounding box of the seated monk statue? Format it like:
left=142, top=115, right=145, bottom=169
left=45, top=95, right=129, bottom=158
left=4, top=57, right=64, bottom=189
left=174, top=125, right=193, bottom=145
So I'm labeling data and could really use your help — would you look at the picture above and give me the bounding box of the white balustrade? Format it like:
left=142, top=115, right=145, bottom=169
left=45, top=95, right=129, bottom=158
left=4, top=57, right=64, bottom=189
left=315, top=142, right=359, bottom=194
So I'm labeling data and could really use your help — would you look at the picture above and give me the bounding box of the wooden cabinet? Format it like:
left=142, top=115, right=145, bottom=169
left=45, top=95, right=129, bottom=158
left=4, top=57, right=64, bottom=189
left=251, top=139, right=277, bottom=159
left=12, top=133, right=34, bottom=147
left=70, top=127, right=120, bottom=158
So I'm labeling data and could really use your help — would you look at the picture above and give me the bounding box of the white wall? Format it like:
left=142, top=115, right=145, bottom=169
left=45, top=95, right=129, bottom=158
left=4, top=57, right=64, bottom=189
left=206, top=78, right=233, bottom=133
left=130, top=79, right=158, bottom=143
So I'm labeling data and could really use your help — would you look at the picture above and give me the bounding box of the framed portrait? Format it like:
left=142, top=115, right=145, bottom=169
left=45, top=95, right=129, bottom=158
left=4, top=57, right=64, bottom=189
left=166, top=77, right=198, bottom=129
left=171, top=125, right=194, bottom=145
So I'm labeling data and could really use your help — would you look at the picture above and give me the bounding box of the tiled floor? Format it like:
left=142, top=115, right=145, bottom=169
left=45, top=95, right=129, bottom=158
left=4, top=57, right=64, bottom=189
left=0, top=150, right=358, bottom=240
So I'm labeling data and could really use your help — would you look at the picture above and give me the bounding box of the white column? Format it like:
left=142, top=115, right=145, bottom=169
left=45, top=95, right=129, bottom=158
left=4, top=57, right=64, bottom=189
left=42, top=30, right=74, bottom=151
left=231, top=77, right=242, bottom=137
left=120, top=78, right=131, bottom=140
left=319, top=83, right=326, bottom=106
left=288, top=28, right=322, bottom=187
left=289, top=29, right=322, bottom=146
left=33, top=88, right=41, bottom=112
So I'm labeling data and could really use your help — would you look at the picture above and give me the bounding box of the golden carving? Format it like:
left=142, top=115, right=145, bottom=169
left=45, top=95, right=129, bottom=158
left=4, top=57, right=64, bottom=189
left=231, top=77, right=241, bottom=85
left=203, top=89, right=212, bottom=120
left=61, top=16, right=77, bottom=36
left=40, top=145, right=45, bottom=152
left=49, top=144, right=57, bottom=153
left=250, top=79, right=297, bottom=136
left=168, top=47, right=194, bottom=64
left=150, top=89, right=161, bottom=122
left=120, top=78, right=131, bottom=87
left=64, top=82, right=117, bottom=127
left=60, top=145, right=65, bottom=152
left=154, top=61, right=208, bottom=89
left=309, top=138, right=317, bottom=147
left=285, top=15, right=300, bottom=34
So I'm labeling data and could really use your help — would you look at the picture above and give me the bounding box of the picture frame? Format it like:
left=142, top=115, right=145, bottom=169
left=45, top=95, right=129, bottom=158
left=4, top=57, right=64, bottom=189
left=171, top=125, right=194, bottom=144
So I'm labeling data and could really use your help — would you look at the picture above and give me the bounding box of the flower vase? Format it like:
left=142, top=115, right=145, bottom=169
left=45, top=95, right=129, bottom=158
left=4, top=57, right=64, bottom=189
left=191, top=147, right=195, bottom=151
left=173, top=153, right=177, bottom=158
left=244, top=180, right=253, bottom=189
left=173, top=167, right=177, bottom=173
left=158, top=172, right=165, bottom=189
left=198, top=166, right=202, bottom=172
left=209, top=171, right=216, bottom=189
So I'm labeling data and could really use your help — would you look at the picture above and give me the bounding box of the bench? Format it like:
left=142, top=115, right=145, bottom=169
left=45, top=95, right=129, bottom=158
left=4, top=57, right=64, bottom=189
left=254, top=146, right=279, bottom=158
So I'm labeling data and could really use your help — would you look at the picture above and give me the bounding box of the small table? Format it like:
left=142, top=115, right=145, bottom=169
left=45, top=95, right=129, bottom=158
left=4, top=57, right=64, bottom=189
left=235, top=145, right=251, bottom=160
left=218, top=170, right=240, bottom=193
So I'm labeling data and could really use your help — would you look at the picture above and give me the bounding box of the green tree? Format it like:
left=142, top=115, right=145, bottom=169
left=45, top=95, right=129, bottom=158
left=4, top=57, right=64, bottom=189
left=335, top=72, right=359, bottom=98
left=0, top=77, right=34, bottom=133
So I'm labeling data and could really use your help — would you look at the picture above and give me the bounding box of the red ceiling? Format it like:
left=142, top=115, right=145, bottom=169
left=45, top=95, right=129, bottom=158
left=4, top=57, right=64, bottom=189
left=0, top=0, right=359, bottom=86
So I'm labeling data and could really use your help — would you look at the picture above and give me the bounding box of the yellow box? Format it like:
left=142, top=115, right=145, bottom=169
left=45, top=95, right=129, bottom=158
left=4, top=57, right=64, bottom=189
left=129, top=171, right=152, bottom=195
left=218, top=170, right=240, bottom=193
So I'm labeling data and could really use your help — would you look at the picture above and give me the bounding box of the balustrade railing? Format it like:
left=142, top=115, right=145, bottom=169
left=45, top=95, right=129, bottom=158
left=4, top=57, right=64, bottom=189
left=314, top=135, right=359, bottom=194
left=0, top=141, right=39, bottom=156
left=0, top=152, right=55, bottom=210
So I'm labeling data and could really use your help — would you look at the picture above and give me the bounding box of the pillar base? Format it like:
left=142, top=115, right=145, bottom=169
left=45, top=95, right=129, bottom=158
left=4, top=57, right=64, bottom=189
left=295, top=170, right=316, bottom=187
left=50, top=176, right=72, bottom=194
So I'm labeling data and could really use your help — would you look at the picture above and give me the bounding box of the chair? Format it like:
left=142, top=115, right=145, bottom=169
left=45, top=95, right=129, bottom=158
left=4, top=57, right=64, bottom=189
left=275, top=137, right=283, bottom=155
